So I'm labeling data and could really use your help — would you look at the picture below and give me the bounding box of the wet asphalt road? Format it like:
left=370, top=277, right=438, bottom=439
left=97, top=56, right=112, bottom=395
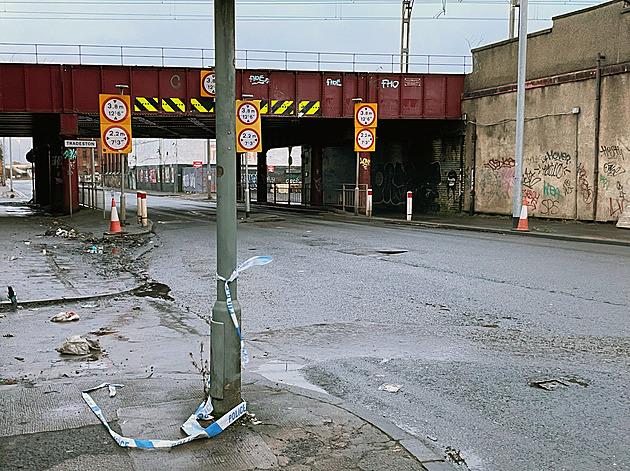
left=140, top=196, right=629, bottom=471
left=2, top=184, right=627, bottom=471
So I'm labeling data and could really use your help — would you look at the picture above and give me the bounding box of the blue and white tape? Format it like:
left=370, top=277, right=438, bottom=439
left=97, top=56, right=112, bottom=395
left=82, top=383, right=247, bottom=448
left=216, top=255, right=273, bottom=367
left=82, top=256, right=272, bottom=448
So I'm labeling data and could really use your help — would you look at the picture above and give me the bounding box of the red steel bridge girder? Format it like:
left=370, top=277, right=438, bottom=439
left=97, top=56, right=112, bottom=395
left=0, top=63, right=463, bottom=119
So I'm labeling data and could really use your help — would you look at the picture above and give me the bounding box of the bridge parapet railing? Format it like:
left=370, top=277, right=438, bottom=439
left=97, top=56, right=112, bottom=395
left=0, top=43, right=471, bottom=74
left=326, top=184, right=368, bottom=214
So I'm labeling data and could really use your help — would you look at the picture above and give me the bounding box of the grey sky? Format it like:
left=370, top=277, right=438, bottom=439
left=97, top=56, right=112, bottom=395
left=0, top=0, right=607, bottom=70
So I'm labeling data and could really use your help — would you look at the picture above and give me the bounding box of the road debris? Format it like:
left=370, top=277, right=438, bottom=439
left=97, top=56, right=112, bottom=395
left=7, top=286, right=17, bottom=308
left=56, top=335, right=102, bottom=355
left=530, top=379, right=568, bottom=391
left=378, top=384, right=402, bottom=393
left=50, top=312, right=80, bottom=322
left=3, top=334, right=14, bottom=338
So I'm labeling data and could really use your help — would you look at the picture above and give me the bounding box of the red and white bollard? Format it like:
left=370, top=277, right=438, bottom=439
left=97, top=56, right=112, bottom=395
left=140, top=192, right=148, bottom=227
left=366, top=188, right=373, bottom=217
left=406, top=191, right=413, bottom=221
left=136, top=191, right=142, bottom=225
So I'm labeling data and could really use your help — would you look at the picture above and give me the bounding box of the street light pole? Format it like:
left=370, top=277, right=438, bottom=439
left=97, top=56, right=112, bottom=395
left=352, top=97, right=362, bottom=216
left=512, top=0, right=528, bottom=228
left=211, top=0, right=241, bottom=418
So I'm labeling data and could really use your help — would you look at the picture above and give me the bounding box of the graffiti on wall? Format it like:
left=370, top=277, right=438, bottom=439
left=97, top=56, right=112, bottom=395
left=577, top=164, right=593, bottom=204
left=484, top=157, right=515, bottom=170
left=372, top=161, right=441, bottom=211
left=538, top=150, right=571, bottom=178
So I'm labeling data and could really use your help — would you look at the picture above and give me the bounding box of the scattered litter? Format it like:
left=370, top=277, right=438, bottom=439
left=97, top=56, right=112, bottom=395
left=378, top=384, right=402, bottom=393
left=483, top=324, right=499, bottom=328
left=427, top=435, right=438, bottom=442
left=0, top=315, right=6, bottom=318
left=42, top=249, right=47, bottom=255
left=82, top=302, right=98, bottom=308
left=132, top=306, right=141, bottom=311
left=14, top=357, right=24, bottom=361
left=24, top=241, right=31, bottom=246
left=89, top=329, right=117, bottom=336
left=379, top=358, right=391, bottom=364
left=55, top=228, right=78, bottom=238
left=56, top=335, right=102, bottom=355
left=89, top=246, right=98, bottom=254
left=530, top=379, right=568, bottom=391
left=10, top=256, right=19, bottom=261
left=7, top=287, right=17, bottom=308
left=51, top=312, right=80, bottom=322
left=3, top=334, right=14, bottom=338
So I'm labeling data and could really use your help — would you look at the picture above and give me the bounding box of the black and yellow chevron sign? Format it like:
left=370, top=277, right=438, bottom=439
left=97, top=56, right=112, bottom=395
left=271, top=100, right=294, bottom=115
left=134, top=97, right=159, bottom=112
left=299, top=101, right=320, bottom=116
left=191, top=98, right=215, bottom=113
left=162, top=98, right=186, bottom=113
left=259, top=100, right=269, bottom=114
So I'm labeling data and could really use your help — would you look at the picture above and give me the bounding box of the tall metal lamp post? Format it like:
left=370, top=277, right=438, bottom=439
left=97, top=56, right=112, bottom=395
left=210, top=0, right=241, bottom=418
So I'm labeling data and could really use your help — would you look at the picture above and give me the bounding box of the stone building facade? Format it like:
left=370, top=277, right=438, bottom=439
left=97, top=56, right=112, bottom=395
left=462, top=0, right=630, bottom=222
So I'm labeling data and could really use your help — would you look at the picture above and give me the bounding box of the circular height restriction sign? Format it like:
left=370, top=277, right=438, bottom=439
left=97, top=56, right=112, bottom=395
left=237, top=102, right=259, bottom=126
left=355, top=103, right=377, bottom=128
left=238, top=128, right=261, bottom=152
left=200, top=70, right=215, bottom=97
left=355, top=128, right=375, bottom=152
left=101, top=97, right=130, bottom=124
left=103, top=125, right=131, bottom=152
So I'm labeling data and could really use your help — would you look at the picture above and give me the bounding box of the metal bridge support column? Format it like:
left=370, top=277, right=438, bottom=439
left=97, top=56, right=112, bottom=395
left=310, top=145, right=323, bottom=206
left=359, top=151, right=371, bottom=214
left=31, top=114, right=78, bottom=214
left=257, top=146, right=269, bottom=203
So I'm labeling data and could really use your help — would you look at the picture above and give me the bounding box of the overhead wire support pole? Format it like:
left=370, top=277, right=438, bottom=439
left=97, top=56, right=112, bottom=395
left=400, top=0, right=414, bottom=73
left=512, top=0, right=528, bottom=229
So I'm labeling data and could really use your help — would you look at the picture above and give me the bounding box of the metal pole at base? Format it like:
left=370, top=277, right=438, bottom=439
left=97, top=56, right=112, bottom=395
left=406, top=191, right=413, bottom=221
left=367, top=188, right=373, bottom=217
left=354, top=151, right=359, bottom=215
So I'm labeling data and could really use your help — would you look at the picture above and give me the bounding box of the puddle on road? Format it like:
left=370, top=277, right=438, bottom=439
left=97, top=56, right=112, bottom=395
left=252, top=360, right=329, bottom=395
left=134, top=282, right=174, bottom=300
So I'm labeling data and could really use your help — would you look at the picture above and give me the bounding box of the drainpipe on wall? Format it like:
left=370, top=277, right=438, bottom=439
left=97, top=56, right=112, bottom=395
left=593, top=53, right=605, bottom=221
left=459, top=133, right=465, bottom=212
left=470, top=123, right=477, bottom=216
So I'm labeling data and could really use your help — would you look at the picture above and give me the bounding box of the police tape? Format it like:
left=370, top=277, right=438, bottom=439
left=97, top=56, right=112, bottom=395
left=82, top=256, right=272, bottom=448
left=82, top=383, right=247, bottom=448
left=216, top=255, right=273, bottom=367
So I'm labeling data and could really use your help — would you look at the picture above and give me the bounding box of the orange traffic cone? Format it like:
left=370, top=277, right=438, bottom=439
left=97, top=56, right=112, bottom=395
left=516, top=197, right=529, bottom=231
left=109, top=197, right=122, bottom=233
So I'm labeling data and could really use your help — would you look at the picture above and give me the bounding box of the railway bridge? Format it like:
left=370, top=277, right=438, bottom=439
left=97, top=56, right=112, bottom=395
left=0, top=63, right=465, bottom=213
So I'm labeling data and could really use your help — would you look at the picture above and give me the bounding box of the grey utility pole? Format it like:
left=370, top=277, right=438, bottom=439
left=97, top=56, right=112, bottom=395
left=509, top=0, right=517, bottom=39
left=400, top=0, right=414, bottom=73
left=210, top=0, right=241, bottom=418
left=512, top=0, right=528, bottom=228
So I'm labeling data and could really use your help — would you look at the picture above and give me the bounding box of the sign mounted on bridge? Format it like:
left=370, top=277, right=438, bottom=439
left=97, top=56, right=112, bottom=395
left=99, top=94, right=132, bottom=153
left=200, top=70, right=216, bottom=97
left=64, top=140, right=97, bottom=148
left=354, top=102, right=377, bottom=152
left=236, top=100, right=262, bottom=153
left=355, top=127, right=376, bottom=152
left=354, top=103, right=378, bottom=128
